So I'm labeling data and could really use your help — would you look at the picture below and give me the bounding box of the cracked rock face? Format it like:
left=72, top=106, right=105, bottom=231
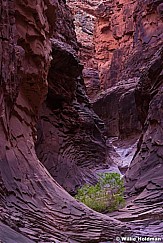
left=94, top=0, right=163, bottom=89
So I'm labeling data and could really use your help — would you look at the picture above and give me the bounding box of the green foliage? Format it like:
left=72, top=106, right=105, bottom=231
left=75, top=172, right=125, bottom=213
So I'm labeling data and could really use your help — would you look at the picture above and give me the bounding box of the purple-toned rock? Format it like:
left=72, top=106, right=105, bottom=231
left=0, top=0, right=130, bottom=242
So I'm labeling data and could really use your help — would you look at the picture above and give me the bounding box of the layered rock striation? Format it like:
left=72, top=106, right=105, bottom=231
left=35, top=3, right=110, bottom=193
left=0, top=0, right=163, bottom=241
left=98, top=0, right=163, bottom=235
left=68, top=3, right=163, bottom=235
left=0, top=0, right=130, bottom=242
left=109, top=47, right=163, bottom=237
left=125, top=46, right=163, bottom=200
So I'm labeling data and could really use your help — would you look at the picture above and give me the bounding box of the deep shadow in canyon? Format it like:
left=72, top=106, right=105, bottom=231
left=0, top=0, right=163, bottom=242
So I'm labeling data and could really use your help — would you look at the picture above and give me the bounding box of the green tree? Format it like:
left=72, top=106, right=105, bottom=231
left=75, top=173, right=125, bottom=213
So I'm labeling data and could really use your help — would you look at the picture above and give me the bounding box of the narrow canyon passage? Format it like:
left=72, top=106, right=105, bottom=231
left=67, top=0, right=163, bottom=240
left=0, top=0, right=163, bottom=243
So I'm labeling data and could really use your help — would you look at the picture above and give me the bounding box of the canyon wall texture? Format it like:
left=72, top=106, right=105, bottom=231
left=93, top=0, right=162, bottom=139
left=68, top=0, right=163, bottom=236
left=35, top=1, right=111, bottom=194
left=91, top=0, right=163, bottom=236
left=93, top=0, right=163, bottom=234
left=95, top=0, right=163, bottom=202
left=67, top=0, right=101, bottom=99
left=68, top=0, right=162, bottom=140
left=125, top=46, right=163, bottom=198
left=93, top=80, right=142, bottom=138
left=0, top=0, right=163, bottom=241
left=67, top=0, right=141, bottom=138
left=0, top=0, right=130, bottom=242
left=94, top=0, right=163, bottom=89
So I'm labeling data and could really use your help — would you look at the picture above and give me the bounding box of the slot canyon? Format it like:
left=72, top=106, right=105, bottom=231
left=0, top=0, right=163, bottom=242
